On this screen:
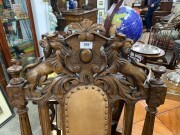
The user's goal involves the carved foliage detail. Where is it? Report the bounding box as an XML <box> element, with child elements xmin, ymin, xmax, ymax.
<box><xmin>24</xmin><ymin>19</ymin><xmax>149</xmax><ymax>101</ymax></box>
<box><xmin>68</xmin><ymin>19</ymin><xmax>106</xmax><ymax>41</ymax></box>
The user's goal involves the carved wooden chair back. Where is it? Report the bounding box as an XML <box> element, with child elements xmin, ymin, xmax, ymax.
<box><xmin>6</xmin><ymin>19</ymin><xmax>167</xmax><ymax>135</ymax></box>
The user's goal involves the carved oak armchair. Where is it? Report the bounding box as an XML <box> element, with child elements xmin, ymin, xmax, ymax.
<box><xmin>6</xmin><ymin>19</ymin><xmax>167</xmax><ymax>135</ymax></box>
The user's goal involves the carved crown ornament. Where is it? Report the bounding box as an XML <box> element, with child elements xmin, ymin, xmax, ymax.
<box><xmin>8</xmin><ymin>19</ymin><xmax>151</xmax><ymax>103</ymax></box>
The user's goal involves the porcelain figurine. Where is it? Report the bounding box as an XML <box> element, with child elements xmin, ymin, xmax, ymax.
<box><xmin>48</xmin><ymin>6</ymin><xmax>57</xmax><ymax>33</ymax></box>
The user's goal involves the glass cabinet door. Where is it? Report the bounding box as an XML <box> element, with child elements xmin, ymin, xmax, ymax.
<box><xmin>0</xmin><ymin>0</ymin><xmax>39</xmax><ymax>67</ymax></box>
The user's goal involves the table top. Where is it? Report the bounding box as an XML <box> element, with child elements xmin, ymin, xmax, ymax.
<box><xmin>61</xmin><ymin>8</ymin><xmax>98</xmax><ymax>16</ymax></box>
<box><xmin>131</xmin><ymin>43</ymin><xmax>165</xmax><ymax>58</ymax></box>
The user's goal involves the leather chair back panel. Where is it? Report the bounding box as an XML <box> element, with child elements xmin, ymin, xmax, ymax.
<box><xmin>64</xmin><ymin>85</ymin><xmax>109</xmax><ymax>135</ymax></box>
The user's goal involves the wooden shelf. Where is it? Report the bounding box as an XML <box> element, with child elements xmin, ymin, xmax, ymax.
<box><xmin>2</xmin><ymin>17</ymin><xmax>30</xmax><ymax>23</ymax></box>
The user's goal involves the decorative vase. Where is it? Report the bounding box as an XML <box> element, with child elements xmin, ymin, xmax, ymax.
<box><xmin>69</xmin><ymin>0</ymin><xmax>75</xmax><ymax>9</ymax></box>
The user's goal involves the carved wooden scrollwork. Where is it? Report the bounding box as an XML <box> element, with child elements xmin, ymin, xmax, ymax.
<box><xmin>18</xmin><ymin>19</ymin><xmax>150</xmax><ymax>101</ymax></box>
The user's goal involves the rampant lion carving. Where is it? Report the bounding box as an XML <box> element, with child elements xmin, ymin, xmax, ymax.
<box><xmin>23</xmin><ymin>32</ymin><xmax>70</xmax><ymax>97</ymax></box>
<box><xmin>102</xmin><ymin>33</ymin><xmax>149</xmax><ymax>97</ymax></box>
<box><xmin>23</xmin><ymin>19</ymin><xmax>149</xmax><ymax>99</ymax></box>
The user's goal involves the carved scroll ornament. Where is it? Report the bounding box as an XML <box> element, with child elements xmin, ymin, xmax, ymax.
<box><xmin>20</xmin><ymin>19</ymin><xmax>149</xmax><ymax>103</ymax></box>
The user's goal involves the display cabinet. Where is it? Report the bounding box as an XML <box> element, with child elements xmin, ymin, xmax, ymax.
<box><xmin>0</xmin><ymin>45</ymin><xmax>9</xmax><ymax>91</ymax></box>
<box><xmin>0</xmin><ymin>0</ymin><xmax>39</xmax><ymax>67</ymax></box>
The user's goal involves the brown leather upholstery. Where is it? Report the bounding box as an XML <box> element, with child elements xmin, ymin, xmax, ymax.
<box><xmin>64</xmin><ymin>85</ymin><xmax>109</xmax><ymax>135</ymax></box>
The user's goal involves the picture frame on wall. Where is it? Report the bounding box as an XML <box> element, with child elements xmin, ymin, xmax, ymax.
<box><xmin>0</xmin><ymin>84</ymin><xmax>14</xmax><ymax>128</ymax></box>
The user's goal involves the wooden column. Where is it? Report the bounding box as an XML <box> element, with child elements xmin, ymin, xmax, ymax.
<box><xmin>17</xmin><ymin>105</ymin><xmax>32</xmax><ymax>135</ymax></box>
<box><xmin>122</xmin><ymin>102</ymin><xmax>135</xmax><ymax>135</ymax></box>
<box><xmin>142</xmin><ymin>60</ymin><xmax>167</xmax><ymax>135</ymax></box>
<box><xmin>111</xmin><ymin>100</ymin><xmax>125</xmax><ymax>135</ymax></box>
<box><xmin>6</xmin><ymin>59</ymin><xmax>32</xmax><ymax>135</ymax></box>
<box><xmin>38</xmin><ymin>100</ymin><xmax>51</xmax><ymax>135</ymax></box>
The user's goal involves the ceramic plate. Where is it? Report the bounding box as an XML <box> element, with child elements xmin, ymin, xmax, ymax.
<box><xmin>131</xmin><ymin>44</ymin><xmax>161</xmax><ymax>55</ymax></box>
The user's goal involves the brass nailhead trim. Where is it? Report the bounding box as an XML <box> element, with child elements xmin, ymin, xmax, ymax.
<box><xmin>66</xmin><ymin>123</ymin><xmax>69</xmax><ymax>128</ymax></box>
<box><xmin>66</xmin><ymin>128</ymin><xmax>69</xmax><ymax>133</ymax></box>
<box><xmin>67</xmin><ymin>94</ymin><xmax>71</xmax><ymax>98</ymax></box>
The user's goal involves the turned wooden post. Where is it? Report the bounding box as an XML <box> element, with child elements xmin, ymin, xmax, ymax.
<box><xmin>142</xmin><ymin>60</ymin><xmax>167</xmax><ymax>135</ymax></box>
<box><xmin>123</xmin><ymin>102</ymin><xmax>135</xmax><ymax>135</ymax></box>
<box><xmin>38</xmin><ymin>100</ymin><xmax>51</xmax><ymax>135</ymax></box>
<box><xmin>6</xmin><ymin>59</ymin><xmax>32</xmax><ymax>135</ymax></box>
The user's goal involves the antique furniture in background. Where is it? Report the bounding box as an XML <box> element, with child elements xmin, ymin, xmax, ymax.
<box><xmin>55</xmin><ymin>0</ymin><xmax>98</xmax><ymax>10</ymax></box>
<box><xmin>139</xmin><ymin>1</ymin><xmax>173</xmax><ymax>25</ymax></box>
<box><xmin>6</xmin><ymin>19</ymin><xmax>167</xmax><ymax>135</ymax></box>
<box><xmin>165</xmin><ymin>40</ymin><xmax>180</xmax><ymax>101</ymax></box>
<box><xmin>152</xmin><ymin>2</ymin><xmax>173</xmax><ymax>25</ymax></box>
<box><xmin>0</xmin><ymin>42</ymin><xmax>9</xmax><ymax>91</ymax></box>
<box><xmin>131</xmin><ymin>43</ymin><xmax>165</xmax><ymax>64</ymax></box>
<box><xmin>173</xmin><ymin>40</ymin><xmax>180</xmax><ymax>62</ymax></box>
<box><xmin>143</xmin><ymin>23</ymin><xmax>179</xmax><ymax>69</ymax></box>
<box><xmin>61</xmin><ymin>8</ymin><xmax>98</xmax><ymax>26</ymax></box>
<box><xmin>0</xmin><ymin>20</ymin><xmax>11</xmax><ymax>67</ymax></box>
<box><xmin>0</xmin><ymin>0</ymin><xmax>39</xmax><ymax>67</ymax></box>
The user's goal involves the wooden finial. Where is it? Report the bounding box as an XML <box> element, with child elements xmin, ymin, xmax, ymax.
<box><xmin>150</xmin><ymin>59</ymin><xmax>166</xmax><ymax>85</ymax></box>
<box><xmin>7</xmin><ymin>59</ymin><xmax>24</xmax><ymax>85</ymax></box>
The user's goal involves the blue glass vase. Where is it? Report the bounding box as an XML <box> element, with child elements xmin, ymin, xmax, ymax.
<box><xmin>69</xmin><ymin>0</ymin><xmax>75</xmax><ymax>9</ymax></box>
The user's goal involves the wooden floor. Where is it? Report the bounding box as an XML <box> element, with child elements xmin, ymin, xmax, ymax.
<box><xmin>117</xmin><ymin>99</ymin><xmax>180</xmax><ymax>135</ymax></box>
